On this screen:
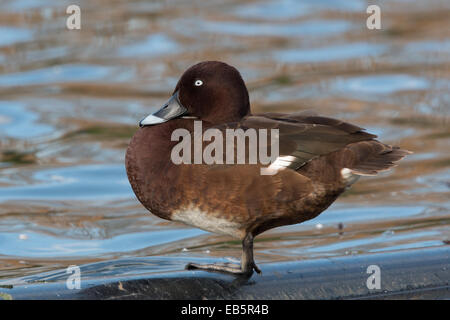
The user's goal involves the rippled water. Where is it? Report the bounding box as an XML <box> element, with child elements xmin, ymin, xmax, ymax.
<box><xmin>0</xmin><ymin>0</ymin><xmax>449</xmax><ymax>281</ymax></box>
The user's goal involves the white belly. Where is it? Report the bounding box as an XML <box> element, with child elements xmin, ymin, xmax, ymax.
<box><xmin>172</xmin><ymin>207</ymin><xmax>243</xmax><ymax>239</ymax></box>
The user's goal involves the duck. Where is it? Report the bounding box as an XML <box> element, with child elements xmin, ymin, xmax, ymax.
<box><xmin>125</xmin><ymin>61</ymin><xmax>411</xmax><ymax>276</ymax></box>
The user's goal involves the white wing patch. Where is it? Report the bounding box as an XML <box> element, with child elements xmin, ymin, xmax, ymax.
<box><xmin>260</xmin><ymin>155</ymin><xmax>298</xmax><ymax>175</ymax></box>
<box><xmin>341</xmin><ymin>168</ymin><xmax>359</xmax><ymax>186</ymax></box>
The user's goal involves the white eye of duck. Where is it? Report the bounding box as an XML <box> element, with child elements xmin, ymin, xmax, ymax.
<box><xmin>194</xmin><ymin>80</ymin><xmax>203</xmax><ymax>86</ymax></box>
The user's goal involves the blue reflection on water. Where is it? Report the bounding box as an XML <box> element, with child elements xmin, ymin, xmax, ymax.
<box><xmin>307</xmin><ymin>231</ymin><xmax>441</xmax><ymax>253</ymax></box>
<box><xmin>0</xmin><ymin>228</ymin><xmax>205</xmax><ymax>258</ymax></box>
<box><xmin>235</xmin><ymin>0</ymin><xmax>365</xmax><ymax>19</ymax></box>
<box><xmin>118</xmin><ymin>33</ymin><xmax>178</xmax><ymax>58</ymax></box>
<box><xmin>191</xmin><ymin>19</ymin><xmax>351</xmax><ymax>37</ymax></box>
<box><xmin>0</xmin><ymin>26</ymin><xmax>32</xmax><ymax>47</ymax></box>
<box><xmin>0</xmin><ymin>164</ymin><xmax>134</xmax><ymax>201</ymax></box>
<box><xmin>0</xmin><ymin>64</ymin><xmax>131</xmax><ymax>87</ymax></box>
<box><xmin>0</xmin><ymin>101</ymin><xmax>54</xmax><ymax>138</ymax></box>
<box><xmin>304</xmin><ymin>205</ymin><xmax>426</xmax><ymax>225</ymax></box>
<box><xmin>333</xmin><ymin>74</ymin><xmax>430</xmax><ymax>94</ymax></box>
<box><xmin>275</xmin><ymin>42</ymin><xmax>386</xmax><ymax>63</ymax></box>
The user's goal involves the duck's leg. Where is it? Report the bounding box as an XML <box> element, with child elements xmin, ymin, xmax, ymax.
<box><xmin>185</xmin><ymin>233</ymin><xmax>261</xmax><ymax>276</ymax></box>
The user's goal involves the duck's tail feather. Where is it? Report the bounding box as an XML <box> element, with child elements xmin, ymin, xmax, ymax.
<box><xmin>344</xmin><ymin>141</ymin><xmax>412</xmax><ymax>176</ymax></box>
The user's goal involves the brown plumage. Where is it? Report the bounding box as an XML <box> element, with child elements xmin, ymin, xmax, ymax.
<box><xmin>125</xmin><ymin>61</ymin><xmax>411</xmax><ymax>276</ymax></box>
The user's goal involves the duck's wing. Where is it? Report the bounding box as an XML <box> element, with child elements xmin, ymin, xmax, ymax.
<box><xmin>237</xmin><ymin>113</ymin><xmax>377</xmax><ymax>171</ymax></box>
<box><xmin>207</xmin><ymin>113</ymin><xmax>410</xmax><ymax>175</ymax></box>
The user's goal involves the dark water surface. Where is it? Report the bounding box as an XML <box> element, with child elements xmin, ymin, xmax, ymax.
<box><xmin>0</xmin><ymin>0</ymin><xmax>449</xmax><ymax>282</ymax></box>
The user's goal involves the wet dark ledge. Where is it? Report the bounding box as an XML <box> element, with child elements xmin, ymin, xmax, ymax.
<box><xmin>1</xmin><ymin>246</ymin><xmax>448</xmax><ymax>300</ymax></box>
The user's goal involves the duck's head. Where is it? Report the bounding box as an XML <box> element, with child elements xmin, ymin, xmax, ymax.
<box><xmin>140</xmin><ymin>61</ymin><xmax>250</xmax><ymax>127</ymax></box>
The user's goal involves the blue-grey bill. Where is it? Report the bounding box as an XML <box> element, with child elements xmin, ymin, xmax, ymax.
<box><xmin>139</xmin><ymin>91</ymin><xmax>187</xmax><ymax>127</ymax></box>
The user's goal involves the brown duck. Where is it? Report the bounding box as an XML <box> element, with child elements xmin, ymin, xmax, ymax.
<box><xmin>126</xmin><ymin>61</ymin><xmax>411</xmax><ymax>276</ymax></box>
